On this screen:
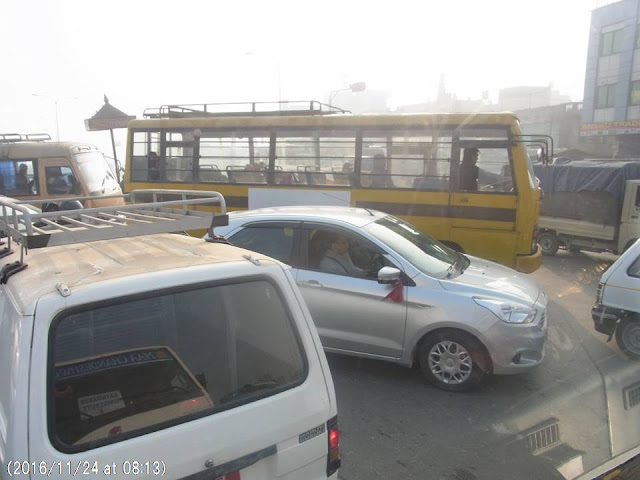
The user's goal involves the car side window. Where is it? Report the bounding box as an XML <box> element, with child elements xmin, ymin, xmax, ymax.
<box><xmin>229</xmin><ymin>225</ymin><xmax>296</xmax><ymax>265</ymax></box>
<box><xmin>305</xmin><ymin>227</ymin><xmax>392</xmax><ymax>279</ymax></box>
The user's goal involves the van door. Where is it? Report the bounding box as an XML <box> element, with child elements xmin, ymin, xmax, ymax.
<box><xmin>619</xmin><ymin>180</ymin><xmax>640</xmax><ymax>251</ymax></box>
<box><xmin>28</xmin><ymin>273</ymin><xmax>333</xmax><ymax>479</ymax></box>
<box><xmin>37</xmin><ymin>157</ymin><xmax>81</xmax><ymax>208</ymax></box>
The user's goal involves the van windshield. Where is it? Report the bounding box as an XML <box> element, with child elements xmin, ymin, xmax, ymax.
<box><xmin>74</xmin><ymin>152</ymin><xmax>119</xmax><ymax>195</ymax></box>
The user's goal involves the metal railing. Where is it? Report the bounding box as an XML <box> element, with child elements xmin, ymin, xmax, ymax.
<box><xmin>143</xmin><ymin>101</ymin><xmax>349</xmax><ymax>119</ymax></box>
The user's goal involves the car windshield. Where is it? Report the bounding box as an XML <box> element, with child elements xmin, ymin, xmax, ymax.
<box><xmin>366</xmin><ymin>216</ymin><xmax>460</xmax><ymax>279</ymax></box>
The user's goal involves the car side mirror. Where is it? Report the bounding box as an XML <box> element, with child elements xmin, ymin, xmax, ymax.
<box><xmin>378</xmin><ymin>266</ymin><xmax>401</xmax><ymax>284</ymax></box>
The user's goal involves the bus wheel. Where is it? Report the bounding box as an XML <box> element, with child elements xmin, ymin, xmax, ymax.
<box><xmin>615</xmin><ymin>317</ymin><xmax>640</xmax><ymax>359</ymax></box>
<box><xmin>538</xmin><ymin>232</ymin><xmax>558</xmax><ymax>256</ymax></box>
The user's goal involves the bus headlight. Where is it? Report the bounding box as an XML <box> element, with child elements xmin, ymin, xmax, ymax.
<box><xmin>473</xmin><ymin>298</ymin><xmax>537</xmax><ymax>324</ymax></box>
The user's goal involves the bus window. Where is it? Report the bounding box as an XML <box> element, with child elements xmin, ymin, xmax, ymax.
<box><xmin>274</xmin><ymin>131</ymin><xmax>356</xmax><ymax>186</ymax></box>
<box><xmin>199</xmin><ymin>132</ymin><xmax>267</xmax><ymax>184</ymax></box>
<box><xmin>458</xmin><ymin>147</ymin><xmax>514</xmax><ymax>193</ymax></box>
<box><xmin>130</xmin><ymin>131</ymin><xmax>161</xmax><ymax>182</ymax></box>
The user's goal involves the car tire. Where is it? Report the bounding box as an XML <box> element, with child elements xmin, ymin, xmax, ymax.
<box><xmin>615</xmin><ymin>317</ymin><xmax>640</xmax><ymax>360</ymax></box>
<box><xmin>538</xmin><ymin>232</ymin><xmax>559</xmax><ymax>256</ymax></box>
<box><xmin>418</xmin><ymin>330</ymin><xmax>490</xmax><ymax>392</ymax></box>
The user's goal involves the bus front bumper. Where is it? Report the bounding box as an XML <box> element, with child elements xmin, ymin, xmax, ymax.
<box><xmin>515</xmin><ymin>246</ymin><xmax>542</xmax><ymax>274</ymax></box>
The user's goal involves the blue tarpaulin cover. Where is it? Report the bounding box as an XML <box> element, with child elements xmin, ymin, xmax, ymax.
<box><xmin>532</xmin><ymin>160</ymin><xmax>640</xmax><ymax>204</ymax></box>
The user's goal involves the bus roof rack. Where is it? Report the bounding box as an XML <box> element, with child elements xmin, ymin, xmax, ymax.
<box><xmin>143</xmin><ymin>101</ymin><xmax>350</xmax><ymax>119</ymax></box>
<box><xmin>0</xmin><ymin>189</ymin><xmax>228</xmax><ymax>251</ymax></box>
<box><xmin>0</xmin><ymin>133</ymin><xmax>52</xmax><ymax>143</ymax></box>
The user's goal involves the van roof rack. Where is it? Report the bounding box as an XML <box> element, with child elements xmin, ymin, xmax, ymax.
<box><xmin>0</xmin><ymin>189</ymin><xmax>228</xmax><ymax>252</ymax></box>
<box><xmin>0</xmin><ymin>133</ymin><xmax>52</xmax><ymax>143</ymax></box>
<box><xmin>143</xmin><ymin>101</ymin><xmax>349</xmax><ymax>119</ymax></box>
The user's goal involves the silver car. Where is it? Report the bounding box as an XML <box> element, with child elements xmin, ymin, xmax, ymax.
<box><xmin>214</xmin><ymin>206</ymin><xmax>548</xmax><ymax>391</ymax></box>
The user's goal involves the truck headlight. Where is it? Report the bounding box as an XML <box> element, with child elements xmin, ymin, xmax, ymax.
<box><xmin>473</xmin><ymin>298</ymin><xmax>537</xmax><ymax>324</ymax></box>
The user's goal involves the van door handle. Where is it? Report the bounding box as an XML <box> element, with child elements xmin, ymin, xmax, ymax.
<box><xmin>299</xmin><ymin>280</ymin><xmax>323</xmax><ymax>288</ymax></box>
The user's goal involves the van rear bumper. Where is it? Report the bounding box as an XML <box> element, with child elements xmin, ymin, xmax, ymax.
<box><xmin>591</xmin><ymin>303</ymin><xmax>620</xmax><ymax>336</ymax></box>
<box><xmin>515</xmin><ymin>246</ymin><xmax>542</xmax><ymax>274</ymax></box>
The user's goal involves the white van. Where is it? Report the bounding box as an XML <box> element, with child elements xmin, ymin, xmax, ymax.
<box><xmin>0</xmin><ymin>190</ymin><xmax>340</xmax><ymax>480</ymax></box>
<box><xmin>592</xmin><ymin>239</ymin><xmax>640</xmax><ymax>358</ymax></box>
<box><xmin>0</xmin><ymin>133</ymin><xmax>123</xmax><ymax>211</ymax></box>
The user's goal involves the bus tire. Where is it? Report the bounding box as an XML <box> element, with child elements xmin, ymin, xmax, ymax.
<box><xmin>539</xmin><ymin>232</ymin><xmax>559</xmax><ymax>256</ymax></box>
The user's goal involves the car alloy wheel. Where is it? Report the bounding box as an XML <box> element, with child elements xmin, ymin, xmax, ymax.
<box><xmin>428</xmin><ymin>340</ymin><xmax>473</xmax><ymax>385</ymax></box>
<box><xmin>418</xmin><ymin>329</ymin><xmax>489</xmax><ymax>392</ymax></box>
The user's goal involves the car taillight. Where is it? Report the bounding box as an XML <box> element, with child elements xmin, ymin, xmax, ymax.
<box><xmin>327</xmin><ymin>416</ymin><xmax>341</xmax><ymax>477</ymax></box>
<box><xmin>596</xmin><ymin>282</ymin><xmax>604</xmax><ymax>303</ymax></box>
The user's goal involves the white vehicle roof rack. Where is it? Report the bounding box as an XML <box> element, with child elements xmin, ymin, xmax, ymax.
<box><xmin>0</xmin><ymin>133</ymin><xmax>52</xmax><ymax>143</ymax></box>
<box><xmin>0</xmin><ymin>189</ymin><xmax>228</xmax><ymax>252</ymax></box>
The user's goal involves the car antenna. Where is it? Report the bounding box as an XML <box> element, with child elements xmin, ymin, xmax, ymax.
<box><xmin>363</xmin><ymin>207</ymin><xmax>375</xmax><ymax>216</ymax></box>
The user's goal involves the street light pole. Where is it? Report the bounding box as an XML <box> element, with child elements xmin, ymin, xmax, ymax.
<box><xmin>32</xmin><ymin>93</ymin><xmax>78</xmax><ymax>141</ymax></box>
<box><xmin>329</xmin><ymin>82</ymin><xmax>367</xmax><ymax>107</ymax></box>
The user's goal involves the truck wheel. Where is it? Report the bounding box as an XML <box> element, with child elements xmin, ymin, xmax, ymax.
<box><xmin>615</xmin><ymin>317</ymin><xmax>640</xmax><ymax>359</ymax></box>
<box><xmin>538</xmin><ymin>232</ymin><xmax>559</xmax><ymax>256</ymax></box>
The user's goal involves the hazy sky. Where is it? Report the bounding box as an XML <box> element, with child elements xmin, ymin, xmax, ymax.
<box><xmin>1</xmin><ymin>0</ymin><xmax>596</xmax><ymax>161</ymax></box>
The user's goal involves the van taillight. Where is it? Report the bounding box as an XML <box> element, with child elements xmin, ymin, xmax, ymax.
<box><xmin>327</xmin><ymin>416</ymin><xmax>341</xmax><ymax>477</ymax></box>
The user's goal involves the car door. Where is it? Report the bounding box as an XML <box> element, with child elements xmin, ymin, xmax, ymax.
<box><xmin>296</xmin><ymin>223</ymin><xmax>408</xmax><ymax>359</ymax></box>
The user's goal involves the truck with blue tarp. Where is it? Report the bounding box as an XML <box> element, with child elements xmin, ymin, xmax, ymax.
<box><xmin>532</xmin><ymin>160</ymin><xmax>640</xmax><ymax>255</ymax></box>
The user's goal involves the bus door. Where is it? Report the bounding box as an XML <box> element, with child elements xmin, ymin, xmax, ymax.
<box><xmin>449</xmin><ymin>140</ymin><xmax>518</xmax><ymax>266</ymax></box>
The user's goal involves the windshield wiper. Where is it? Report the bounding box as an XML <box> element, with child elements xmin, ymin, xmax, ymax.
<box><xmin>220</xmin><ymin>381</ymin><xmax>279</xmax><ymax>403</ymax></box>
<box><xmin>446</xmin><ymin>259</ymin><xmax>459</xmax><ymax>279</ymax></box>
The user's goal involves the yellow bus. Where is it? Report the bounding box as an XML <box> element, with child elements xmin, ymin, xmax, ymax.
<box><xmin>125</xmin><ymin>101</ymin><xmax>545</xmax><ymax>272</ymax></box>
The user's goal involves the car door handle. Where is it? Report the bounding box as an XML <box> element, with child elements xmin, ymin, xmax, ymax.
<box><xmin>299</xmin><ymin>280</ymin><xmax>323</xmax><ymax>288</ymax></box>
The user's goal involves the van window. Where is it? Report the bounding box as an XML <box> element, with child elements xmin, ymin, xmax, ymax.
<box><xmin>45</xmin><ymin>166</ymin><xmax>75</xmax><ymax>195</ymax></box>
<box><xmin>50</xmin><ymin>279</ymin><xmax>307</xmax><ymax>451</ymax></box>
<box><xmin>0</xmin><ymin>159</ymin><xmax>39</xmax><ymax>196</ymax></box>
<box><xmin>629</xmin><ymin>254</ymin><xmax>640</xmax><ymax>278</ymax></box>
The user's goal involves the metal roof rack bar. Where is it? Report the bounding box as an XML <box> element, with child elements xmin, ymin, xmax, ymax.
<box><xmin>0</xmin><ymin>189</ymin><xmax>228</xmax><ymax>249</ymax></box>
<box><xmin>0</xmin><ymin>133</ymin><xmax>51</xmax><ymax>143</ymax></box>
<box><xmin>143</xmin><ymin>100</ymin><xmax>350</xmax><ymax>119</ymax></box>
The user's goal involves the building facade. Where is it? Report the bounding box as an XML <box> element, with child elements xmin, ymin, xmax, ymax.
<box><xmin>581</xmin><ymin>0</ymin><xmax>640</xmax><ymax>156</ymax></box>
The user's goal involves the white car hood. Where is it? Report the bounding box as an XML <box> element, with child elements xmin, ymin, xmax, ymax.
<box><xmin>439</xmin><ymin>256</ymin><xmax>541</xmax><ymax>306</ymax></box>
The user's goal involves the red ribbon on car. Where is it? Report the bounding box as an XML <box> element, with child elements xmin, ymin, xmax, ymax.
<box><xmin>384</xmin><ymin>279</ymin><xmax>404</xmax><ymax>303</ymax></box>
